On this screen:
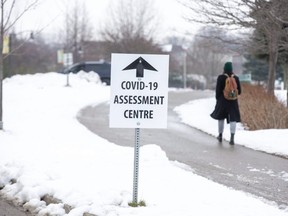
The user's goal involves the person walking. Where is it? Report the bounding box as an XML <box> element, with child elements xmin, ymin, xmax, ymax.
<box><xmin>210</xmin><ymin>62</ymin><xmax>241</xmax><ymax>145</ymax></box>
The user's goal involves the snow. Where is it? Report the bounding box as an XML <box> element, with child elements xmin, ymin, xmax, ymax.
<box><xmin>174</xmin><ymin>91</ymin><xmax>288</xmax><ymax>158</ymax></box>
<box><xmin>0</xmin><ymin>72</ymin><xmax>287</xmax><ymax>216</ymax></box>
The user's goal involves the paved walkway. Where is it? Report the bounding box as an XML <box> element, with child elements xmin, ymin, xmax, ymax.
<box><xmin>78</xmin><ymin>90</ymin><xmax>288</xmax><ymax>209</ymax></box>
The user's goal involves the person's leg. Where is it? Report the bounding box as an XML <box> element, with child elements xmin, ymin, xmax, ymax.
<box><xmin>218</xmin><ymin>119</ymin><xmax>225</xmax><ymax>134</ymax></box>
<box><xmin>217</xmin><ymin>120</ymin><xmax>225</xmax><ymax>142</ymax></box>
<box><xmin>229</xmin><ymin>121</ymin><xmax>236</xmax><ymax>145</ymax></box>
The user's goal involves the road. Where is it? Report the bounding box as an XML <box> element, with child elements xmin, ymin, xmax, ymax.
<box><xmin>0</xmin><ymin>196</ymin><xmax>32</xmax><ymax>216</ymax></box>
<box><xmin>78</xmin><ymin>90</ymin><xmax>288</xmax><ymax>209</ymax></box>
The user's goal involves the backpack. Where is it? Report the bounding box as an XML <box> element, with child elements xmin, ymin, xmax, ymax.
<box><xmin>223</xmin><ymin>73</ymin><xmax>238</xmax><ymax>100</ymax></box>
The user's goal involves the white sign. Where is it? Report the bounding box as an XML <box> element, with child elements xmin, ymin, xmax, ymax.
<box><xmin>109</xmin><ymin>53</ymin><xmax>169</xmax><ymax>128</ymax></box>
<box><xmin>63</xmin><ymin>53</ymin><xmax>73</xmax><ymax>67</ymax></box>
<box><xmin>57</xmin><ymin>49</ymin><xmax>64</xmax><ymax>64</ymax></box>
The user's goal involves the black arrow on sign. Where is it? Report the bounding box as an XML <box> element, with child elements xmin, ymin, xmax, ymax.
<box><xmin>122</xmin><ymin>56</ymin><xmax>157</xmax><ymax>78</ymax></box>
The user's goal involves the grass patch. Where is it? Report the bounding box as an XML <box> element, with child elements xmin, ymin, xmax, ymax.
<box><xmin>239</xmin><ymin>84</ymin><xmax>288</xmax><ymax>130</ymax></box>
<box><xmin>128</xmin><ymin>200</ymin><xmax>146</xmax><ymax>207</ymax></box>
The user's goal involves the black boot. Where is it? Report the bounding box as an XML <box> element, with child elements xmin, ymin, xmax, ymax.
<box><xmin>229</xmin><ymin>133</ymin><xmax>235</xmax><ymax>145</ymax></box>
<box><xmin>217</xmin><ymin>133</ymin><xmax>222</xmax><ymax>142</ymax></box>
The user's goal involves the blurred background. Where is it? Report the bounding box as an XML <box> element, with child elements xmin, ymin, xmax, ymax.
<box><xmin>1</xmin><ymin>0</ymin><xmax>287</xmax><ymax>91</ymax></box>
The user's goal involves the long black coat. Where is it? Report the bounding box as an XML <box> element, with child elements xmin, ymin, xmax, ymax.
<box><xmin>210</xmin><ymin>73</ymin><xmax>241</xmax><ymax>123</ymax></box>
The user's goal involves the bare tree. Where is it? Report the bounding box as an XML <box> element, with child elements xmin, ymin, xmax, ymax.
<box><xmin>179</xmin><ymin>0</ymin><xmax>288</xmax><ymax>95</ymax></box>
<box><xmin>60</xmin><ymin>0</ymin><xmax>93</xmax><ymax>63</ymax></box>
<box><xmin>100</xmin><ymin>0</ymin><xmax>162</xmax><ymax>54</ymax></box>
<box><xmin>188</xmin><ymin>26</ymin><xmax>231</xmax><ymax>88</ymax></box>
<box><xmin>0</xmin><ymin>0</ymin><xmax>39</xmax><ymax>130</ymax></box>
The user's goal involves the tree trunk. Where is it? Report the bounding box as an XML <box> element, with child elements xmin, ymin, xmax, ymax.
<box><xmin>283</xmin><ymin>64</ymin><xmax>288</xmax><ymax>90</ymax></box>
<box><xmin>283</xmin><ymin>64</ymin><xmax>288</xmax><ymax>107</ymax></box>
<box><xmin>267</xmin><ymin>34</ymin><xmax>279</xmax><ymax>95</ymax></box>
<box><xmin>0</xmin><ymin>59</ymin><xmax>3</xmax><ymax>130</ymax></box>
<box><xmin>0</xmin><ymin>0</ymin><xmax>4</xmax><ymax>129</ymax></box>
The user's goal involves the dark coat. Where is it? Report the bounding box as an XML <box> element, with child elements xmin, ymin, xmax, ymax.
<box><xmin>210</xmin><ymin>73</ymin><xmax>241</xmax><ymax>123</ymax></box>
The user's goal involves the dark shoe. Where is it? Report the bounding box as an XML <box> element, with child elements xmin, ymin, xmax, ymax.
<box><xmin>229</xmin><ymin>134</ymin><xmax>235</xmax><ymax>145</ymax></box>
<box><xmin>217</xmin><ymin>133</ymin><xmax>222</xmax><ymax>142</ymax></box>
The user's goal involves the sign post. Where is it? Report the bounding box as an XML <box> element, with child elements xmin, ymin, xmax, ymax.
<box><xmin>109</xmin><ymin>53</ymin><xmax>169</xmax><ymax>204</ymax></box>
<box><xmin>63</xmin><ymin>53</ymin><xmax>73</xmax><ymax>86</ymax></box>
<box><xmin>133</xmin><ymin>127</ymin><xmax>140</xmax><ymax>203</ymax></box>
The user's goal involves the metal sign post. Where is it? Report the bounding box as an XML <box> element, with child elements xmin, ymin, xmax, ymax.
<box><xmin>63</xmin><ymin>53</ymin><xmax>73</xmax><ymax>86</ymax></box>
<box><xmin>109</xmin><ymin>53</ymin><xmax>169</xmax><ymax>205</ymax></box>
<box><xmin>133</xmin><ymin>128</ymin><xmax>140</xmax><ymax>204</ymax></box>
<box><xmin>66</xmin><ymin>73</ymin><xmax>70</xmax><ymax>87</ymax></box>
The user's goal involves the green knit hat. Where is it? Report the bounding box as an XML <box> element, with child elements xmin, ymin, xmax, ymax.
<box><xmin>224</xmin><ymin>62</ymin><xmax>233</xmax><ymax>73</ymax></box>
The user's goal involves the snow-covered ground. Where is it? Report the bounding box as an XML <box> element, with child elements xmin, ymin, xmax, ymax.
<box><xmin>0</xmin><ymin>72</ymin><xmax>287</xmax><ymax>216</ymax></box>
